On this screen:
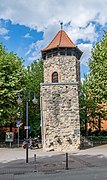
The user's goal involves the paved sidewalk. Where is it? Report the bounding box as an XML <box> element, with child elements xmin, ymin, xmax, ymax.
<box><xmin>0</xmin><ymin>145</ymin><xmax>107</xmax><ymax>179</ymax></box>
<box><xmin>0</xmin><ymin>147</ymin><xmax>63</xmax><ymax>163</ymax></box>
<box><xmin>1</xmin><ymin>144</ymin><xmax>107</xmax><ymax>163</ymax></box>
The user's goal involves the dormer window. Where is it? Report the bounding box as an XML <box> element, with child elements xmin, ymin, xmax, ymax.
<box><xmin>52</xmin><ymin>72</ymin><xmax>58</xmax><ymax>83</ymax></box>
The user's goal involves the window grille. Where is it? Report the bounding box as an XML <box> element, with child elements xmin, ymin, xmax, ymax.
<box><xmin>52</xmin><ymin>72</ymin><xmax>58</xmax><ymax>82</ymax></box>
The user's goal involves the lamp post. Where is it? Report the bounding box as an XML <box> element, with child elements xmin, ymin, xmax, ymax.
<box><xmin>17</xmin><ymin>112</ymin><xmax>22</xmax><ymax>148</ymax></box>
<box><xmin>17</xmin><ymin>90</ymin><xmax>37</xmax><ymax>163</ymax></box>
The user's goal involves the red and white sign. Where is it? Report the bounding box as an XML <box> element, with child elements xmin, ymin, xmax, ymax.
<box><xmin>24</xmin><ymin>126</ymin><xmax>28</xmax><ymax>130</ymax></box>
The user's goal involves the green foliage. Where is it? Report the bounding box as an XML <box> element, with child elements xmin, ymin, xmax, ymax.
<box><xmin>0</xmin><ymin>43</ymin><xmax>26</xmax><ymax>126</ymax></box>
<box><xmin>80</xmin><ymin>76</ymin><xmax>107</xmax><ymax>135</ymax></box>
<box><xmin>25</xmin><ymin>59</ymin><xmax>43</xmax><ymax>137</ymax></box>
<box><xmin>88</xmin><ymin>31</ymin><xmax>107</xmax><ymax>103</ymax></box>
<box><xmin>80</xmin><ymin>76</ymin><xmax>98</xmax><ymax>134</ymax></box>
<box><xmin>80</xmin><ymin>32</ymin><xmax>107</xmax><ymax>135</ymax></box>
<box><xmin>0</xmin><ymin>42</ymin><xmax>43</xmax><ymax>138</ymax></box>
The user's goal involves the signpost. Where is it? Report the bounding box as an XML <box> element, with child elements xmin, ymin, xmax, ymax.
<box><xmin>16</xmin><ymin>121</ymin><xmax>20</xmax><ymax>147</ymax></box>
<box><xmin>5</xmin><ymin>132</ymin><xmax>14</xmax><ymax>148</ymax></box>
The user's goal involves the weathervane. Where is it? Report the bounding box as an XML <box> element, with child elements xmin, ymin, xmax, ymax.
<box><xmin>60</xmin><ymin>22</ymin><xmax>63</xmax><ymax>30</ymax></box>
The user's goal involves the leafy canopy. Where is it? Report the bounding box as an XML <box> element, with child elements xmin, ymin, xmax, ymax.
<box><xmin>88</xmin><ymin>31</ymin><xmax>107</xmax><ymax>103</ymax></box>
<box><xmin>0</xmin><ymin>43</ymin><xmax>26</xmax><ymax>126</ymax></box>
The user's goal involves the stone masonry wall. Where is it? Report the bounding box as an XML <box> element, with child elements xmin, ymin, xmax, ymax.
<box><xmin>44</xmin><ymin>56</ymin><xmax>78</xmax><ymax>83</ymax></box>
<box><xmin>41</xmin><ymin>54</ymin><xmax>80</xmax><ymax>151</ymax></box>
<box><xmin>41</xmin><ymin>84</ymin><xmax>80</xmax><ymax>151</ymax></box>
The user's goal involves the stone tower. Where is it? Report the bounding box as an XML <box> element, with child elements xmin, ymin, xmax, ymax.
<box><xmin>40</xmin><ymin>29</ymin><xmax>82</xmax><ymax>151</ymax></box>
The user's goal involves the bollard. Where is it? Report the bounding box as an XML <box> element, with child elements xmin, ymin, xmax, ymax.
<box><xmin>10</xmin><ymin>142</ymin><xmax>12</xmax><ymax>148</ymax></box>
<box><xmin>66</xmin><ymin>152</ymin><xmax>69</xmax><ymax>170</ymax></box>
<box><xmin>34</xmin><ymin>154</ymin><xmax>37</xmax><ymax>172</ymax></box>
<box><xmin>34</xmin><ymin>154</ymin><xmax>36</xmax><ymax>162</ymax></box>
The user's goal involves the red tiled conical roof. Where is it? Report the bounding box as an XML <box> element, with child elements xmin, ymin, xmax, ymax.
<box><xmin>42</xmin><ymin>30</ymin><xmax>76</xmax><ymax>52</ymax></box>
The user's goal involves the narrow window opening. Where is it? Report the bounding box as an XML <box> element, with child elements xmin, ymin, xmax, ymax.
<box><xmin>52</xmin><ymin>72</ymin><xmax>58</xmax><ymax>83</ymax></box>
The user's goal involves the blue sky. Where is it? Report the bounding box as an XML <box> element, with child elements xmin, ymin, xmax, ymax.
<box><xmin>0</xmin><ymin>19</ymin><xmax>43</xmax><ymax>66</ymax></box>
<box><xmin>0</xmin><ymin>0</ymin><xmax>107</xmax><ymax>78</ymax></box>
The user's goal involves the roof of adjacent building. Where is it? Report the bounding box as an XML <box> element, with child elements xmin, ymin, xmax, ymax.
<box><xmin>42</xmin><ymin>30</ymin><xmax>76</xmax><ymax>52</ymax></box>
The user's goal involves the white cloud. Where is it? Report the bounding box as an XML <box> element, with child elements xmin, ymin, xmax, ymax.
<box><xmin>78</xmin><ymin>43</ymin><xmax>93</xmax><ymax>65</ymax></box>
<box><xmin>24</xmin><ymin>33</ymin><xmax>32</xmax><ymax>39</ymax></box>
<box><xmin>0</xmin><ymin>0</ymin><xmax>107</xmax><ymax>66</ymax></box>
<box><xmin>26</xmin><ymin>23</ymin><xmax>95</xmax><ymax>64</ymax></box>
<box><xmin>0</xmin><ymin>0</ymin><xmax>107</xmax><ymax>30</ymax></box>
<box><xmin>0</xmin><ymin>27</ymin><xmax>9</xmax><ymax>35</ymax></box>
<box><xmin>26</xmin><ymin>24</ymin><xmax>59</xmax><ymax>61</ymax></box>
<box><xmin>25</xmin><ymin>42</ymin><xmax>35</xmax><ymax>56</ymax></box>
<box><xmin>67</xmin><ymin>23</ymin><xmax>98</xmax><ymax>43</ymax></box>
<box><xmin>4</xmin><ymin>36</ymin><xmax>10</xmax><ymax>40</ymax></box>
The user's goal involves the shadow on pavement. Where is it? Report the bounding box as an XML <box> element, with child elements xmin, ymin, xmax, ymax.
<box><xmin>0</xmin><ymin>152</ymin><xmax>107</xmax><ymax>175</ymax></box>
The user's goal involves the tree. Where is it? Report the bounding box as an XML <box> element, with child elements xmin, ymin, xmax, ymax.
<box><xmin>80</xmin><ymin>31</ymin><xmax>107</xmax><ymax>135</ymax></box>
<box><xmin>80</xmin><ymin>76</ymin><xmax>107</xmax><ymax>136</ymax></box>
<box><xmin>25</xmin><ymin>59</ymin><xmax>43</xmax><ymax>137</ymax></box>
<box><xmin>84</xmin><ymin>31</ymin><xmax>107</xmax><ymax>135</ymax></box>
<box><xmin>88</xmin><ymin>31</ymin><xmax>107</xmax><ymax>103</ymax></box>
<box><xmin>79</xmin><ymin>77</ymin><xmax>88</xmax><ymax>135</ymax></box>
<box><xmin>80</xmin><ymin>76</ymin><xmax>98</xmax><ymax>135</ymax></box>
<box><xmin>0</xmin><ymin>43</ymin><xmax>26</xmax><ymax>128</ymax></box>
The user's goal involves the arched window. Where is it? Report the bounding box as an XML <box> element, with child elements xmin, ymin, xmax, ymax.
<box><xmin>52</xmin><ymin>72</ymin><xmax>58</xmax><ymax>83</ymax></box>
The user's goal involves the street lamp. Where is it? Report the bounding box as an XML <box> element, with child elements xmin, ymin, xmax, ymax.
<box><xmin>17</xmin><ymin>90</ymin><xmax>37</xmax><ymax>163</ymax></box>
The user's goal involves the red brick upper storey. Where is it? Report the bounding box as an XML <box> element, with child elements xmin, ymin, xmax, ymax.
<box><xmin>42</xmin><ymin>30</ymin><xmax>76</xmax><ymax>52</ymax></box>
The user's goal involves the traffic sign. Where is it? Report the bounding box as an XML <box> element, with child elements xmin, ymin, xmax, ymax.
<box><xmin>16</xmin><ymin>120</ymin><xmax>20</xmax><ymax>127</ymax></box>
<box><xmin>17</xmin><ymin>120</ymin><xmax>20</xmax><ymax>126</ymax></box>
<box><xmin>28</xmin><ymin>126</ymin><xmax>31</xmax><ymax>129</ymax></box>
<box><xmin>24</xmin><ymin>126</ymin><xmax>31</xmax><ymax>130</ymax></box>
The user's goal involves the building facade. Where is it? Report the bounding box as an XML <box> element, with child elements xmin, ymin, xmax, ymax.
<box><xmin>40</xmin><ymin>29</ymin><xmax>83</xmax><ymax>151</ymax></box>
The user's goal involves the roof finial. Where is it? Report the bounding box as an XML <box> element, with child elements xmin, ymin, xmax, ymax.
<box><xmin>60</xmin><ymin>22</ymin><xmax>63</xmax><ymax>30</ymax></box>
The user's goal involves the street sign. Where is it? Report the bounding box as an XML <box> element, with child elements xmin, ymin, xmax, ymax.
<box><xmin>16</xmin><ymin>120</ymin><xmax>20</xmax><ymax>127</ymax></box>
<box><xmin>28</xmin><ymin>126</ymin><xmax>31</xmax><ymax>129</ymax></box>
<box><xmin>5</xmin><ymin>132</ymin><xmax>14</xmax><ymax>142</ymax></box>
<box><xmin>24</xmin><ymin>126</ymin><xmax>28</xmax><ymax>130</ymax></box>
<box><xmin>24</xmin><ymin>126</ymin><xmax>31</xmax><ymax>130</ymax></box>
<box><xmin>17</xmin><ymin>121</ymin><xmax>20</xmax><ymax>126</ymax></box>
